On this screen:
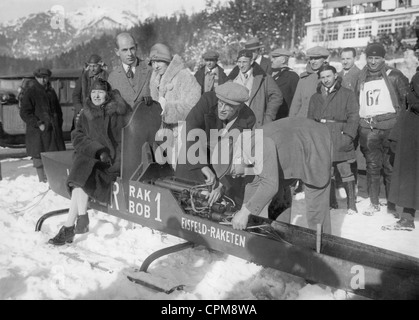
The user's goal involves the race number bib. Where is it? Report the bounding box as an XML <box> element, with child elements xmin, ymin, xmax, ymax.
<box><xmin>359</xmin><ymin>79</ymin><xmax>395</xmax><ymax>118</ymax></box>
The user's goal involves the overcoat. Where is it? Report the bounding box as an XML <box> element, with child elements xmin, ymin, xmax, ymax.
<box><xmin>67</xmin><ymin>90</ymin><xmax>131</xmax><ymax>203</ymax></box>
<box><xmin>20</xmin><ymin>80</ymin><xmax>66</xmax><ymax>158</ymax></box>
<box><xmin>308</xmin><ymin>79</ymin><xmax>360</xmax><ymax>162</ymax></box>
<box><xmin>388</xmin><ymin>77</ymin><xmax>419</xmax><ymax>210</ymax></box>
<box><xmin>228</xmin><ymin>63</ymin><xmax>282</xmax><ymax>128</ymax></box>
<box><xmin>272</xmin><ymin>67</ymin><xmax>299</xmax><ymax>119</ymax></box>
<box><xmin>194</xmin><ymin>65</ymin><xmax>228</xmax><ymax>95</ymax></box>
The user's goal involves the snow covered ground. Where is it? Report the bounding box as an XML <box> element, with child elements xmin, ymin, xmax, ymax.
<box><xmin>0</xmin><ymin>156</ymin><xmax>418</xmax><ymax>300</ymax></box>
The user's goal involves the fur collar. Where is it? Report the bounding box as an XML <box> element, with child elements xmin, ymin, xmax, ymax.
<box><xmin>83</xmin><ymin>90</ymin><xmax>131</xmax><ymax>120</ymax></box>
<box><xmin>159</xmin><ymin>55</ymin><xmax>186</xmax><ymax>91</ymax></box>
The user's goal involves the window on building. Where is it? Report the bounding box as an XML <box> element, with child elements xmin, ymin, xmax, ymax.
<box><xmin>313</xmin><ymin>29</ymin><xmax>324</xmax><ymax>42</ymax></box>
<box><xmin>343</xmin><ymin>26</ymin><xmax>356</xmax><ymax>39</ymax></box>
<box><xmin>395</xmin><ymin>19</ymin><xmax>410</xmax><ymax>30</ymax></box>
<box><xmin>359</xmin><ymin>24</ymin><xmax>372</xmax><ymax>38</ymax></box>
<box><xmin>378</xmin><ymin>20</ymin><xmax>393</xmax><ymax>35</ymax></box>
<box><xmin>326</xmin><ymin>25</ymin><xmax>339</xmax><ymax>41</ymax></box>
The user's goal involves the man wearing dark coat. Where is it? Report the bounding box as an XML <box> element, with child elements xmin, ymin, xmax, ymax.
<box><xmin>72</xmin><ymin>54</ymin><xmax>108</xmax><ymax>128</ymax></box>
<box><xmin>175</xmin><ymin>82</ymin><xmax>256</xmax><ymax>207</ymax></box>
<box><xmin>194</xmin><ymin>51</ymin><xmax>228</xmax><ymax>95</ymax></box>
<box><xmin>270</xmin><ymin>48</ymin><xmax>299</xmax><ymax>119</ymax></box>
<box><xmin>244</xmin><ymin>37</ymin><xmax>272</xmax><ymax>75</ymax></box>
<box><xmin>20</xmin><ymin>68</ymin><xmax>66</xmax><ymax>182</ymax></box>
<box><xmin>383</xmin><ymin>71</ymin><xmax>419</xmax><ymax>231</ymax></box>
<box><xmin>308</xmin><ymin>65</ymin><xmax>360</xmax><ymax>215</ymax></box>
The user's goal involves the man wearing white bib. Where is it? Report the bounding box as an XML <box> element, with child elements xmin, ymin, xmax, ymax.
<box><xmin>356</xmin><ymin>43</ymin><xmax>410</xmax><ymax>216</ymax></box>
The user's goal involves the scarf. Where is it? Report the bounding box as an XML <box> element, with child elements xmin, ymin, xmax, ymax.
<box><xmin>358</xmin><ymin>62</ymin><xmax>399</xmax><ymax>109</ymax></box>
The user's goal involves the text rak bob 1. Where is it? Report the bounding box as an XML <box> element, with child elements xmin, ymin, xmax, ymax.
<box><xmin>153</xmin><ymin>121</ymin><xmax>264</xmax><ymax>175</ymax></box>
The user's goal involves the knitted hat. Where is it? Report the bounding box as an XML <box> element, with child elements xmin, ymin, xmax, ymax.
<box><xmin>365</xmin><ymin>43</ymin><xmax>386</xmax><ymax>58</ymax></box>
<box><xmin>215</xmin><ymin>82</ymin><xmax>249</xmax><ymax>106</ymax></box>
<box><xmin>33</xmin><ymin>68</ymin><xmax>52</xmax><ymax>78</ymax></box>
<box><xmin>149</xmin><ymin>43</ymin><xmax>172</xmax><ymax>64</ymax></box>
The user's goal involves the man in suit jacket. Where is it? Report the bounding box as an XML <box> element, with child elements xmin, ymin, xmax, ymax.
<box><xmin>270</xmin><ymin>48</ymin><xmax>299</xmax><ymax>119</ymax></box>
<box><xmin>245</xmin><ymin>37</ymin><xmax>272</xmax><ymax>75</ymax></box>
<box><xmin>108</xmin><ymin>32</ymin><xmax>152</xmax><ymax>109</ymax></box>
<box><xmin>194</xmin><ymin>51</ymin><xmax>228</xmax><ymax>95</ymax></box>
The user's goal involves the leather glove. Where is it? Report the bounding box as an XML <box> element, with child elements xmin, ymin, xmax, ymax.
<box><xmin>99</xmin><ymin>152</ymin><xmax>112</xmax><ymax>165</ymax></box>
<box><xmin>142</xmin><ymin>96</ymin><xmax>153</xmax><ymax>106</ymax></box>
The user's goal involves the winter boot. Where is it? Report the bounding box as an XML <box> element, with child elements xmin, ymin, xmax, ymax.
<box><xmin>344</xmin><ymin>181</ymin><xmax>358</xmax><ymax>215</ymax></box>
<box><xmin>362</xmin><ymin>203</ymin><xmax>381</xmax><ymax>216</ymax></box>
<box><xmin>382</xmin><ymin>209</ymin><xmax>415</xmax><ymax>231</ymax></box>
<box><xmin>75</xmin><ymin>214</ymin><xmax>89</xmax><ymax>234</ymax></box>
<box><xmin>329</xmin><ymin>179</ymin><xmax>339</xmax><ymax>210</ymax></box>
<box><xmin>48</xmin><ymin>226</ymin><xmax>75</xmax><ymax>246</ymax></box>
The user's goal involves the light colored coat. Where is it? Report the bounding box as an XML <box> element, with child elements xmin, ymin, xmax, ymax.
<box><xmin>108</xmin><ymin>59</ymin><xmax>151</xmax><ymax>109</ymax></box>
<box><xmin>150</xmin><ymin>54</ymin><xmax>201</xmax><ymax>124</ymax></box>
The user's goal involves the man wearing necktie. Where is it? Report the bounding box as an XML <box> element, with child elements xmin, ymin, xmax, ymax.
<box><xmin>108</xmin><ymin>32</ymin><xmax>153</xmax><ymax>109</ymax></box>
<box><xmin>194</xmin><ymin>51</ymin><xmax>228</xmax><ymax>95</ymax></box>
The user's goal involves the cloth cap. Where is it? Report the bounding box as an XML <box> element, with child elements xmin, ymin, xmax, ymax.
<box><xmin>271</xmin><ymin>48</ymin><xmax>293</xmax><ymax>57</ymax></box>
<box><xmin>87</xmin><ymin>54</ymin><xmax>102</xmax><ymax>64</ymax></box>
<box><xmin>202</xmin><ymin>51</ymin><xmax>219</xmax><ymax>60</ymax></box>
<box><xmin>245</xmin><ymin>37</ymin><xmax>264</xmax><ymax>50</ymax></box>
<box><xmin>90</xmin><ymin>78</ymin><xmax>111</xmax><ymax>93</ymax></box>
<box><xmin>237</xmin><ymin>49</ymin><xmax>253</xmax><ymax>60</ymax></box>
<box><xmin>149</xmin><ymin>43</ymin><xmax>172</xmax><ymax>65</ymax></box>
<box><xmin>33</xmin><ymin>68</ymin><xmax>52</xmax><ymax>78</ymax></box>
<box><xmin>365</xmin><ymin>43</ymin><xmax>386</xmax><ymax>58</ymax></box>
<box><xmin>306</xmin><ymin>46</ymin><xmax>330</xmax><ymax>58</ymax></box>
<box><xmin>215</xmin><ymin>82</ymin><xmax>249</xmax><ymax>106</ymax></box>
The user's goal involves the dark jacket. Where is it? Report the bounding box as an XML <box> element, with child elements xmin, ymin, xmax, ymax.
<box><xmin>228</xmin><ymin>63</ymin><xmax>282</xmax><ymax>127</ymax></box>
<box><xmin>67</xmin><ymin>90</ymin><xmax>131</xmax><ymax>203</ymax></box>
<box><xmin>308</xmin><ymin>79</ymin><xmax>360</xmax><ymax>162</ymax></box>
<box><xmin>20</xmin><ymin>80</ymin><xmax>66</xmax><ymax>158</ymax></box>
<box><xmin>175</xmin><ymin>91</ymin><xmax>256</xmax><ymax>183</ymax></box>
<box><xmin>272</xmin><ymin>67</ymin><xmax>299</xmax><ymax>119</ymax></box>
<box><xmin>194</xmin><ymin>65</ymin><xmax>228</xmax><ymax>95</ymax></box>
<box><xmin>72</xmin><ymin>69</ymin><xmax>109</xmax><ymax>116</ymax></box>
<box><xmin>355</xmin><ymin>65</ymin><xmax>410</xmax><ymax>130</ymax></box>
<box><xmin>388</xmin><ymin>73</ymin><xmax>419</xmax><ymax>210</ymax></box>
<box><xmin>258</xmin><ymin>57</ymin><xmax>272</xmax><ymax>76</ymax></box>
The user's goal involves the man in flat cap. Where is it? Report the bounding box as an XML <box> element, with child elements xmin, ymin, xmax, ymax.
<box><xmin>289</xmin><ymin>45</ymin><xmax>330</xmax><ymax>118</ymax></box>
<box><xmin>108</xmin><ymin>32</ymin><xmax>152</xmax><ymax>110</ymax></box>
<box><xmin>228</xmin><ymin>49</ymin><xmax>282</xmax><ymax>128</ymax></box>
<box><xmin>355</xmin><ymin>42</ymin><xmax>410</xmax><ymax>217</ymax></box>
<box><xmin>175</xmin><ymin>82</ymin><xmax>256</xmax><ymax>206</ymax></box>
<box><xmin>72</xmin><ymin>54</ymin><xmax>109</xmax><ymax>128</ymax></box>
<box><xmin>244</xmin><ymin>37</ymin><xmax>272</xmax><ymax>75</ymax></box>
<box><xmin>20</xmin><ymin>68</ymin><xmax>66</xmax><ymax>182</ymax></box>
<box><xmin>270</xmin><ymin>48</ymin><xmax>299</xmax><ymax>119</ymax></box>
<box><xmin>194</xmin><ymin>51</ymin><xmax>228</xmax><ymax>95</ymax></box>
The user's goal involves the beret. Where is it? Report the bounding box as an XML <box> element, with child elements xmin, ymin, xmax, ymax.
<box><xmin>237</xmin><ymin>49</ymin><xmax>253</xmax><ymax>60</ymax></box>
<box><xmin>365</xmin><ymin>43</ymin><xmax>386</xmax><ymax>58</ymax></box>
<box><xmin>271</xmin><ymin>48</ymin><xmax>293</xmax><ymax>57</ymax></box>
<box><xmin>33</xmin><ymin>68</ymin><xmax>52</xmax><ymax>78</ymax></box>
<box><xmin>215</xmin><ymin>82</ymin><xmax>249</xmax><ymax>106</ymax></box>
<box><xmin>245</xmin><ymin>37</ymin><xmax>264</xmax><ymax>50</ymax></box>
<box><xmin>202</xmin><ymin>51</ymin><xmax>219</xmax><ymax>60</ymax></box>
<box><xmin>306</xmin><ymin>46</ymin><xmax>330</xmax><ymax>58</ymax></box>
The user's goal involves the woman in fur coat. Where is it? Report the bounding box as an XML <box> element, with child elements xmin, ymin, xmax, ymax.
<box><xmin>49</xmin><ymin>79</ymin><xmax>132</xmax><ymax>246</ymax></box>
<box><xmin>149</xmin><ymin>43</ymin><xmax>201</xmax><ymax>166</ymax></box>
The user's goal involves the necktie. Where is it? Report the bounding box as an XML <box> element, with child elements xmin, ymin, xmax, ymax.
<box><xmin>126</xmin><ymin>65</ymin><xmax>134</xmax><ymax>79</ymax></box>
